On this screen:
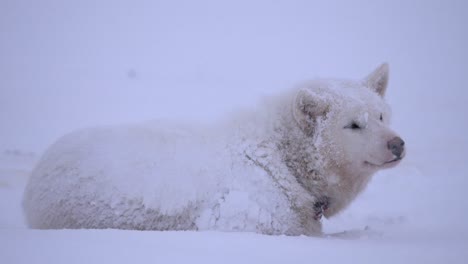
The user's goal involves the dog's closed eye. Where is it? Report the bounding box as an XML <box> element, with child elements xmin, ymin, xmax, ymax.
<box><xmin>344</xmin><ymin>122</ymin><xmax>362</xmax><ymax>130</ymax></box>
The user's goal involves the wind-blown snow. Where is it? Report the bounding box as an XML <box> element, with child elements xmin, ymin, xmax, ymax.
<box><xmin>1</xmin><ymin>0</ymin><xmax>468</xmax><ymax>263</ymax></box>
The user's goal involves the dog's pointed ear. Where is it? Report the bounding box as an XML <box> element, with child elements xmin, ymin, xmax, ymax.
<box><xmin>364</xmin><ymin>63</ymin><xmax>389</xmax><ymax>97</ymax></box>
<box><xmin>293</xmin><ymin>89</ymin><xmax>329</xmax><ymax>134</ymax></box>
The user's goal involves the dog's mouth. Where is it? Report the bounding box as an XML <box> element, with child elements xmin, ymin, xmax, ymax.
<box><xmin>365</xmin><ymin>157</ymin><xmax>402</xmax><ymax>168</ymax></box>
<box><xmin>386</xmin><ymin>157</ymin><xmax>403</xmax><ymax>164</ymax></box>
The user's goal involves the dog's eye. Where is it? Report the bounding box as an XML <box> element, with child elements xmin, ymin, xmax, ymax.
<box><xmin>380</xmin><ymin>114</ymin><xmax>383</xmax><ymax>122</ymax></box>
<box><xmin>344</xmin><ymin>122</ymin><xmax>361</xmax><ymax>130</ymax></box>
<box><xmin>350</xmin><ymin>123</ymin><xmax>361</xmax><ymax>129</ymax></box>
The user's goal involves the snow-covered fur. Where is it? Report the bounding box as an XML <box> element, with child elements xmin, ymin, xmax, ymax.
<box><xmin>23</xmin><ymin>64</ymin><xmax>405</xmax><ymax>236</ymax></box>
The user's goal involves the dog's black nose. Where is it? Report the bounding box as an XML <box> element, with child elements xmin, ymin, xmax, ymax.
<box><xmin>387</xmin><ymin>137</ymin><xmax>405</xmax><ymax>157</ymax></box>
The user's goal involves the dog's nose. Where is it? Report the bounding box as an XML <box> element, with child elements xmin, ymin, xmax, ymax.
<box><xmin>387</xmin><ymin>137</ymin><xmax>405</xmax><ymax>157</ymax></box>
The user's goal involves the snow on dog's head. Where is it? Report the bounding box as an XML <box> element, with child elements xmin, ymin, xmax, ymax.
<box><xmin>293</xmin><ymin>63</ymin><xmax>405</xmax><ymax>176</ymax></box>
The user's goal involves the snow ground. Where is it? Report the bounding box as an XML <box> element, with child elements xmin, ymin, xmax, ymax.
<box><xmin>1</xmin><ymin>0</ymin><xmax>468</xmax><ymax>263</ymax></box>
<box><xmin>1</xmin><ymin>230</ymin><xmax>466</xmax><ymax>264</ymax></box>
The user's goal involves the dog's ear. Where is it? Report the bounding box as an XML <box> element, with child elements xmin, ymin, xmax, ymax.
<box><xmin>364</xmin><ymin>63</ymin><xmax>389</xmax><ymax>97</ymax></box>
<box><xmin>293</xmin><ymin>89</ymin><xmax>329</xmax><ymax>135</ymax></box>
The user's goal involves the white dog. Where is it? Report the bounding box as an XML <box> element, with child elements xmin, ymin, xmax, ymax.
<box><xmin>23</xmin><ymin>63</ymin><xmax>405</xmax><ymax>236</ymax></box>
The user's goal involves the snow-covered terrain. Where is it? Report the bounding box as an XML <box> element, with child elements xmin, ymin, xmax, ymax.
<box><xmin>1</xmin><ymin>0</ymin><xmax>467</xmax><ymax>263</ymax></box>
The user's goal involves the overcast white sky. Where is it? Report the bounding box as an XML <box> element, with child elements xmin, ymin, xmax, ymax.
<box><xmin>0</xmin><ymin>0</ymin><xmax>467</xmax><ymax>153</ymax></box>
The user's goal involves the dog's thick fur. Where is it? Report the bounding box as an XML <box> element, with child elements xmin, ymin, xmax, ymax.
<box><xmin>23</xmin><ymin>64</ymin><xmax>404</xmax><ymax>236</ymax></box>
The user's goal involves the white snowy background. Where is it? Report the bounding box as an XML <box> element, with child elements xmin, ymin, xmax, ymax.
<box><xmin>1</xmin><ymin>0</ymin><xmax>467</xmax><ymax>263</ymax></box>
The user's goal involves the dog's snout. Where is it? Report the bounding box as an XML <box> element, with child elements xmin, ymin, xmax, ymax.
<box><xmin>387</xmin><ymin>137</ymin><xmax>405</xmax><ymax>157</ymax></box>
